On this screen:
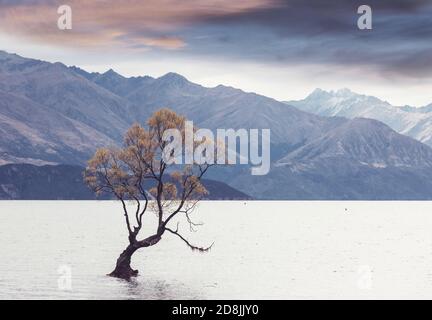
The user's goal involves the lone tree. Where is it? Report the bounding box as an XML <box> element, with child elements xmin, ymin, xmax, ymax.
<box><xmin>84</xmin><ymin>109</ymin><xmax>215</xmax><ymax>280</ymax></box>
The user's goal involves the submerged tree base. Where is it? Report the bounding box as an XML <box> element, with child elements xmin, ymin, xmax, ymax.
<box><xmin>108</xmin><ymin>244</ymin><xmax>140</xmax><ymax>280</ymax></box>
<box><xmin>108</xmin><ymin>266</ymin><xmax>139</xmax><ymax>280</ymax></box>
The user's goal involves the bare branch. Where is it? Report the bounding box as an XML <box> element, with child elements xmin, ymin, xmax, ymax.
<box><xmin>165</xmin><ymin>227</ymin><xmax>214</xmax><ymax>252</ymax></box>
<box><xmin>119</xmin><ymin>198</ymin><xmax>133</xmax><ymax>238</ymax></box>
<box><xmin>185</xmin><ymin>211</ymin><xmax>203</xmax><ymax>232</ymax></box>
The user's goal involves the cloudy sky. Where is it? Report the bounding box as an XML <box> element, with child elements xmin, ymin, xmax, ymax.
<box><xmin>1</xmin><ymin>0</ymin><xmax>432</xmax><ymax>106</ymax></box>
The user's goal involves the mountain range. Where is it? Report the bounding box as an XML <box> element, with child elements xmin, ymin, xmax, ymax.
<box><xmin>1</xmin><ymin>50</ymin><xmax>432</xmax><ymax>199</ymax></box>
<box><xmin>288</xmin><ymin>88</ymin><xmax>432</xmax><ymax>147</ymax></box>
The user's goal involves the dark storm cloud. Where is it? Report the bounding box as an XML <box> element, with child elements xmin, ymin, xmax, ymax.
<box><xmin>180</xmin><ymin>0</ymin><xmax>432</xmax><ymax>78</ymax></box>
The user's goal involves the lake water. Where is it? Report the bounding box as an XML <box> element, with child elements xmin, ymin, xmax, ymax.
<box><xmin>1</xmin><ymin>201</ymin><xmax>432</xmax><ymax>299</ymax></box>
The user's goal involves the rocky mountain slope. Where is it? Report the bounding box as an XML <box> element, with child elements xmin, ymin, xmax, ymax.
<box><xmin>224</xmin><ymin>118</ymin><xmax>432</xmax><ymax>199</ymax></box>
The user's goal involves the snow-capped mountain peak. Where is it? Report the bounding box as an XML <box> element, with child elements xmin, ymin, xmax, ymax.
<box><xmin>288</xmin><ymin>88</ymin><xmax>432</xmax><ymax>147</ymax></box>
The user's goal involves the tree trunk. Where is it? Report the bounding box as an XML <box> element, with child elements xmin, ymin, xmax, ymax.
<box><xmin>109</xmin><ymin>243</ymin><xmax>139</xmax><ymax>280</ymax></box>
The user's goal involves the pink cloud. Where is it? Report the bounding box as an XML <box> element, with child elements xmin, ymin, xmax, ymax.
<box><xmin>0</xmin><ymin>0</ymin><xmax>278</xmax><ymax>50</ymax></box>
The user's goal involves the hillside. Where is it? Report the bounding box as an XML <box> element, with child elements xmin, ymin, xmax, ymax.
<box><xmin>0</xmin><ymin>164</ymin><xmax>251</xmax><ymax>200</ymax></box>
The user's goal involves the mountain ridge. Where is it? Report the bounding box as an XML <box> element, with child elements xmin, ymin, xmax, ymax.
<box><xmin>2</xmin><ymin>50</ymin><xmax>432</xmax><ymax>199</ymax></box>
<box><xmin>288</xmin><ymin>88</ymin><xmax>432</xmax><ymax>147</ymax></box>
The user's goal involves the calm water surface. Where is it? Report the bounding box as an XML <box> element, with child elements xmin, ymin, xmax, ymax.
<box><xmin>1</xmin><ymin>201</ymin><xmax>432</xmax><ymax>299</ymax></box>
